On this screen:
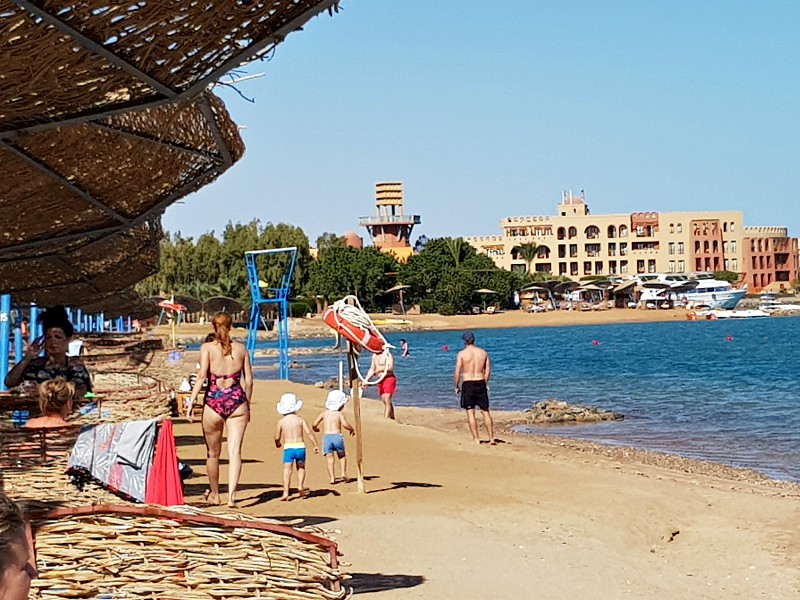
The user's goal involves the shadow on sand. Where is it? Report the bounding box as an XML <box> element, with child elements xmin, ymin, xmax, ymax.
<box><xmin>366</xmin><ymin>481</ymin><xmax>442</xmax><ymax>494</ymax></box>
<box><xmin>346</xmin><ymin>572</ymin><xmax>425</xmax><ymax>594</ymax></box>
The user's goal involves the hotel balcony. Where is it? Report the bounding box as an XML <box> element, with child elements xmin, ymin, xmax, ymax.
<box><xmin>359</xmin><ymin>215</ymin><xmax>421</xmax><ymax>226</ymax></box>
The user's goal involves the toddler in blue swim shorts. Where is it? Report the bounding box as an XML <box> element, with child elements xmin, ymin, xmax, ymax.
<box><xmin>313</xmin><ymin>389</ymin><xmax>355</xmax><ymax>484</ymax></box>
<box><xmin>275</xmin><ymin>393</ymin><xmax>319</xmax><ymax>501</ymax></box>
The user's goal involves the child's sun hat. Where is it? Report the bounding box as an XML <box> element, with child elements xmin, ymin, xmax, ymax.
<box><xmin>277</xmin><ymin>392</ymin><xmax>303</xmax><ymax>415</ymax></box>
<box><xmin>325</xmin><ymin>389</ymin><xmax>348</xmax><ymax>411</ymax></box>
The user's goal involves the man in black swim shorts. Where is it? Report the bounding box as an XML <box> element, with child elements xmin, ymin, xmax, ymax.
<box><xmin>453</xmin><ymin>331</ymin><xmax>495</xmax><ymax>444</ymax></box>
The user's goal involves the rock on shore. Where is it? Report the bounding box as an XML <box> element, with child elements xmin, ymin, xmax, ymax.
<box><xmin>515</xmin><ymin>399</ymin><xmax>623</xmax><ymax>424</ymax></box>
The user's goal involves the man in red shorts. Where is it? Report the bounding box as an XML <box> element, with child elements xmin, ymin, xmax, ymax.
<box><xmin>362</xmin><ymin>349</ymin><xmax>396</xmax><ymax>420</ymax></box>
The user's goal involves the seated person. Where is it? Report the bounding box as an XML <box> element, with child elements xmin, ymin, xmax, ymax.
<box><xmin>5</xmin><ymin>306</ymin><xmax>92</xmax><ymax>397</ymax></box>
<box><xmin>24</xmin><ymin>377</ymin><xmax>75</xmax><ymax>429</ymax></box>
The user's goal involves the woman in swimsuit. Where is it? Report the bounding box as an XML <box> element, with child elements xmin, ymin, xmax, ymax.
<box><xmin>188</xmin><ymin>312</ymin><xmax>253</xmax><ymax>507</ymax></box>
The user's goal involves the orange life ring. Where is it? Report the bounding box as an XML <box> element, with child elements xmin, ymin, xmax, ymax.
<box><xmin>323</xmin><ymin>305</ymin><xmax>386</xmax><ymax>354</ymax></box>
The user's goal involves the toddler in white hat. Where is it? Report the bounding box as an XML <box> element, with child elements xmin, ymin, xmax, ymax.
<box><xmin>312</xmin><ymin>390</ymin><xmax>355</xmax><ymax>484</ymax></box>
<box><xmin>274</xmin><ymin>393</ymin><xmax>319</xmax><ymax>500</ymax></box>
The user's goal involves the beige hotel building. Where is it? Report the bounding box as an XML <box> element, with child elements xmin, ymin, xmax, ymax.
<box><xmin>464</xmin><ymin>193</ymin><xmax>798</xmax><ymax>292</ymax></box>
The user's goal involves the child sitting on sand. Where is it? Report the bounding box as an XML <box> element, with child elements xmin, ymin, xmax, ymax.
<box><xmin>312</xmin><ymin>390</ymin><xmax>355</xmax><ymax>484</ymax></box>
<box><xmin>25</xmin><ymin>377</ymin><xmax>75</xmax><ymax>428</ymax></box>
<box><xmin>274</xmin><ymin>393</ymin><xmax>319</xmax><ymax>501</ymax></box>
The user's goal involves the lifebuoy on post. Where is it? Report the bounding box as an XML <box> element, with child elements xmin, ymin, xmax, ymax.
<box><xmin>322</xmin><ymin>296</ymin><xmax>390</xmax><ymax>356</ymax></box>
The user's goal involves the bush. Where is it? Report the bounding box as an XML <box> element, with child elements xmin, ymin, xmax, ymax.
<box><xmin>289</xmin><ymin>300</ymin><xmax>314</xmax><ymax>318</ymax></box>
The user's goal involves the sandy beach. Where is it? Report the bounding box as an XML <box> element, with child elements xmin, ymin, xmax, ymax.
<box><xmin>171</xmin><ymin>309</ymin><xmax>800</xmax><ymax>599</ymax></box>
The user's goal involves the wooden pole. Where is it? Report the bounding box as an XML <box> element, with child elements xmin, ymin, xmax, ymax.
<box><xmin>347</xmin><ymin>341</ymin><xmax>366</xmax><ymax>493</ymax></box>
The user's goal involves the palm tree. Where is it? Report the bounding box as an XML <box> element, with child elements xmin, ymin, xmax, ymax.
<box><xmin>445</xmin><ymin>237</ymin><xmax>466</xmax><ymax>268</ymax></box>
<box><xmin>513</xmin><ymin>242</ymin><xmax>539</xmax><ymax>275</ymax></box>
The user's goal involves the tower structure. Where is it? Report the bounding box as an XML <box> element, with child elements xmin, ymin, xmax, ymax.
<box><xmin>358</xmin><ymin>182</ymin><xmax>420</xmax><ymax>261</ymax></box>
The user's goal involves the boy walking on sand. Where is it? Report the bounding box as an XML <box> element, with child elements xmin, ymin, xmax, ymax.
<box><xmin>312</xmin><ymin>390</ymin><xmax>355</xmax><ymax>484</ymax></box>
<box><xmin>274</xmin><ymin>393</ymin><xmax>319</xmax><ymax>501</ymax></box>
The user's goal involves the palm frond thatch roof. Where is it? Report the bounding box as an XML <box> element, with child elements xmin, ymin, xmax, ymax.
<box><xmin>1</xmin><ymin>0</ymin><xmax>341</xmax><ymax>135</ymax></box>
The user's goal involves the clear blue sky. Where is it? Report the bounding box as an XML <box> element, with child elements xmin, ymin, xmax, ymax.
<box><xmin>162</xmin><ymin>0</ymin><xmax>800</xmax><ymax>245</ymax></box>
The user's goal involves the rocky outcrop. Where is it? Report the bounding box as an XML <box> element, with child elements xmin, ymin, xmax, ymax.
<box><xmin>513</xmin><ymin>399</ymin><xmax>623</xmax><ymax>425</ymax></box>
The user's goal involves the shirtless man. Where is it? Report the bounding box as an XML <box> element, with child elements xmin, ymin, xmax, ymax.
<box><xmin>362</xmin><ymin>350</ymin><xmax>396</xmax><ymax>420</ymax></box>
<box><xmin>453</xmin><ymin>331</ymin><xmax>495</xmax><ymax>444</ymax></box>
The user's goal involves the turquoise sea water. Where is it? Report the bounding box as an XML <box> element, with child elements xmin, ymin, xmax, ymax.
<box><xmin>253</xmin><ymin>316</ymin><xmax>800</xmax><ymax>482</ymax></box>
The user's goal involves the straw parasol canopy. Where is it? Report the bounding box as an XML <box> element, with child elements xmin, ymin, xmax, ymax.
<box><xmin>1</xmin><ymin>0</ymin><xmax>341</xmax><ymax>135</ymax></box>
<box><xmin>172</xmin><ymin>295</ymin><xmax>203</xmax><ymax>314</ymax></box>
<box><xmin>0</xmin><ymin>1</ymin><xmax>341</xmax><ymax>305</ymax></box>
<box><xmin>203</xmin><ymin>296</ymin><xmax>244</xmax><ymax>314</ymax></box>
<box><xmin>0</xmin><ymin>91</ymin><xmax>243</xmax><ymax>305</ymax></box>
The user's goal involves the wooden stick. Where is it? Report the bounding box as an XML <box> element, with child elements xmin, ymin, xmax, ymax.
<box><xmin>347</xmin><ymin>342</ymin><xmax>365</xmax><ymax>493</ymax></box>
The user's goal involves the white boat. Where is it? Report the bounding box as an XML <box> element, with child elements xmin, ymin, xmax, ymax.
<box><xmin>636</xmin><ymin>273</ymin><xmax>746</xmax><ymax>310</ymax></box>
<box><xmin>705</xmin><ymin>309</ymin><xmax>769</xmax><ymax>319</ymax></box>
<box><xmin>758</xmin><ymin>292</ymin><xmax>800</xmax><ymax>313</ymax></box>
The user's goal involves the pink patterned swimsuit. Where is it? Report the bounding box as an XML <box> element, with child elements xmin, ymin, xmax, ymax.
<box><xmin>205</xmin><ymin>372</ymin><xmax>247</xmax><ymax>419</ymax></box>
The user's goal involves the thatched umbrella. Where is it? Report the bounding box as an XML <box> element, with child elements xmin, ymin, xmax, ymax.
<box><xmin>0</xmin><ymin>92</ymin><xmax>243</xmax><ymax>305</ymax></box>
<box><xmin>1</xmin><ymin>1</ymin><xmax>341</xmax><ymax>134</ymax></box>
<box><xmin>203</xmin><ymin>296</ymin><xmax>245</xmax><ymax>315</ymax></box>
<box><xmin>0</xmin><ymin>0</ymin><xmax>341</xmax><ymax>304</ymax></box>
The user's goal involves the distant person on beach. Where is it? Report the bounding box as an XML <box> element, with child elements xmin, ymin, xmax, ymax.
<box><xmin>312</xmin><ymin>390</ymin><xmax>355</xmax><ymax>484</ymax></box>
<box><xmin>24</xmin><ymin>377</ymin><xmax>75</xmax><ymax>429</ymax></box>
<box><xmin>399</xmin><ymin>339</ymin><xmax>410</xmax><ymax>357</ymax></box>
<box><xmin>5</xmin><ymin>305</ymin><xmax>92</xmax><ymax>397</ymax></box>
<box><xmin>362</xmin><ymin>350</ymin><xmax>396</xmax><ymax>419</ymax></box>
<box><xmin>275</xmin><ymin>393</ymin><xmax>320</xmax><ymax>501</ymax></box>
<box><xmin>0</xmin><ymin>492</ymin><xmax>37</xmax><ymax>599</ymax></box>
<box><xmin>454</xmin><ymin>331</ymin><xmax>495</xmax><ymax>445</ymax></box>
<box><xmin>188</xmin><ymin>313</ymin><xmax>252</xmax><ymax>508</ymax></box>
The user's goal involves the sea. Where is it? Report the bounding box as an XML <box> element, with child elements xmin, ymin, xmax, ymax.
<box><xmin>250</xmin><ymin>316</ymin><xmax>800</xmax><ymax>483</ymax></box>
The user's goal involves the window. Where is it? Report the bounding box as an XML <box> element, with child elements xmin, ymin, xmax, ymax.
<box><xmin>569</xmin><ymin>244</ymin><xmax>577</xmax><ymax>258</ymax></box>
<box><xmin>731</xmin><ymin>240</ymin><xmax>736</xmax><ymax>253</ymax></box>
<box><xmin>607</xmin><ymin>225</ymin><xmax>617</xmax><ymax>238</ymax></box>
<box><xmin>608</xmin><ymin>242</ymin><xmax>616</xmax><ymax>257</ymax></box>
<box><xmin>723</xmin><ymin>222</ymin><xmax>728</xmax><ymax>232</ymax></box>
<box><xmin>620</xmin><ymin>260</ymin><xmax>628</xmax><ymax>273</ymax></box>
<box><xmin>678</xmin><ymin>260</ymin><xmax>685</xmax><ymax>272</ymax></box>
<box><xmin>677</xmin><ymin>242</ymin><xmax>684</xmax><ymax>254</ymax></box>
<box><xmin>669</xmin><ymin>223</ymin><xmax>674</xmax><ymax>233</ymax></box>
<box><xmin>647</xmin><ymin>259</ymin><xmax>656</xmax><ymax>273</ymax></box>
<box><xmin>668</xmin><ymin>242</ymin><xmax>675</xmax><ymax>255</ymax></box>
<box><xmin>669</xmin><ymin>260</ymin><xmax>676</xmax><ymax>272</ymax></box>
<box><xmin>730</xmin><ymin>222</ymin><xmax>735</xmax><ymax>232</ymax></box>
<box><xmin>676</xmin><ymin>223</ymin><xmax>683</xmax><ymax>233</ymax></box>
<box><xmin>619</xmin><ymin>225</ymin><xmax>628</xmax><ymax>237</ymax></box>
<box><xmin>620</xmin><ymin>242</ymin><xmax>628</xmax><ymax>256</ymax></box>
<box><xmin>723</xmin><ymin>241</ymin><xmax>728</xmax><ymax>253</ymax></box>
<box><xmin>724</xmin><ymin>259</ymin><xmax>729</xmax><ymax>270</ymax></box>
<box><xmin>732</xmin><ymin>259</ymin><xmax>737</xmax><ymax>271</ymax></box>
<box><xmin>636</xmin><ymin>259</ymin><xmax>645</xmax><ymax>273</ymax></box>
<box><xmin>568</xmin><ymin>226</ymin><xmax>577</xmax><ymax>239</ymax></box>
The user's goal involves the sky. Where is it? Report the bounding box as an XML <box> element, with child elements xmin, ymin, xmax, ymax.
<box><xmin>162</xmin><ymin>1</ymin><xmax>800</xmax><ymax>246</ymax></box>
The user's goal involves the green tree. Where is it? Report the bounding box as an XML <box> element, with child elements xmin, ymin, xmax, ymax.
<box><xmin>513</xmin><ymin>242</ymin><xmax>539</xmax><ymax>275</ymax></box>
<box><xmin>316</xmin><ymin>232</ymin><xmax>346</xmax><ymax>252</ymax></box>
<box><xmin>712</xmin><ymin>270</ymin><xmax>739</xmax><ymax>284</ymax></box>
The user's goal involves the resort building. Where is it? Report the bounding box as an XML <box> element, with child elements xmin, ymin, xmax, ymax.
<box><xmin>358</xmin><ymin>182</ymin><xmax>420</xmax><ymax>262</ymax></box>
<box><xmin>464</xmin><ymin>192</ymin><xmax>798</xmax><ymax>292</ymax></box>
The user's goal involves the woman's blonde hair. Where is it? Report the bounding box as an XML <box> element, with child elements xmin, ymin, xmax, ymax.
<box><xmin>38</xmin><ymin>377</ymin><xmax>75</xmax><ymax>417</ymax></box>
<box><xmin>0</xmin><ymin>493</ymin><xmax>24</xmax><ymax>576</ymax></box>
<box><xmin>212</xmin><ymin>312</ymin><xmax>233</xmax><ymax>357</ymax></box>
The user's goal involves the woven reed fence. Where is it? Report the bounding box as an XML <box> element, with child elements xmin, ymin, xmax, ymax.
<box><xmin>28</xmin><ymin>505</ymin><xmax>345</xmax><ymax>599</ymax></box>
<box><xmin>1</xmin><ymin>464</ymin><xmax>120</xmax><ymax>508</ymax></box>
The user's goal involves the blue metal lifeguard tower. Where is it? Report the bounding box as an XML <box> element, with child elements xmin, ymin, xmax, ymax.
<box><xmin>245</xmin><ymin>247</ymin><xmax>297</xmax><ymax>379</ymax></box>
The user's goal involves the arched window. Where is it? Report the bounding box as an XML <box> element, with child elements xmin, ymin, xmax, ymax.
<box><xmin>703</xmin><ymin>241</ymin><xmax>710</xmax><ymax>253</ymax></box>
<box><xmin>669</xmin><ymin>223</ymin><xmax>674</xmax><ymax>233</ymax></box>
<box><xmin>712</xmin><ymin>240</ymin><xmax>719</xmax><ymax>253</ymax></box>
<box><xmin>557</xmin><ymin>227</ymin><xmax>566</xmax><ymax>240</ymax></box>
<box><xmin>723</xmin><ymin>222</ymin><xmax>728</xmax><ymax>233</ymax></box>
<box><xmin>619</xmin><ymin>224</ymin><xmax>628</xmax><ymax>237</ymax></box>
<box><xmin>568</xmin><ymin>226</ymin><xmax>577</xmax><ymax>239</ymax></box>
<box><xmin>694</xmin><ymin>241</ymin><xmax>701</xmax><ymax>253</ymax></box>
<box><xmin>584</xmin><ymin>225</ymin><xmax>600</xmax><ymax>239</ymax></box>
<box><xmin>676</xmin><ymin>223</ymin><xmax>683</xmax><ymax>233</ymax></box>
<box><xmin>537</xmin><ymin>245</ymin><xmax>551</xmax><ymax>258</ymax></box>
<box><xmin>607</xmin><ymin>225</ymin><xmax>616</xmax><ymax>238</ymax></box>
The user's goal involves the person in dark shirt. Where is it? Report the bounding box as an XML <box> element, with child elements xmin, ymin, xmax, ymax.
<box><xmin>4</xmin><ymin>306</ymin><xmax>92</xmax><ymax>397</ymax></box>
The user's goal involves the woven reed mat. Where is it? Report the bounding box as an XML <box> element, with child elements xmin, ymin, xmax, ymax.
<box><xmin>3</xmin><ymin>464</ymin><xmax>120</xmax><ymax>508</ymax></box>
<box><xmin>28</xmin><ymin>505</ymin><xmax>346</xmax><ymax>599</ymax></box>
